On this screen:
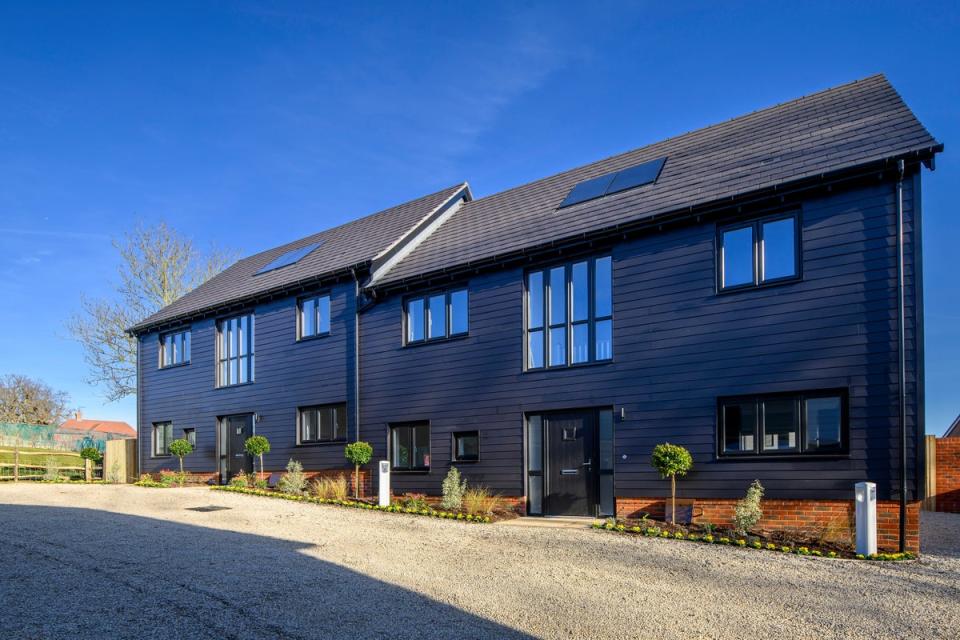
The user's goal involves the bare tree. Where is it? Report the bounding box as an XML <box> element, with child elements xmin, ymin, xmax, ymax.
<box><xmin>0</xmin><ymin>374</ymin><xmax>72</xmax><ymax>425</ymax></box>
<box><xmin>68</xmin><ymin>222</ymin><xmax>235</xmax><ymax>401</ymax></box>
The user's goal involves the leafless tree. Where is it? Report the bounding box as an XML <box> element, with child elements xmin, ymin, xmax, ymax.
<box><xmin>68</xmin><ymin>222</ymin><xmax>235</xmax><ymax>401</ymax></box>
<box><xmin>0</xmin><ymin>374</ymin><xmax>72</xmax><ymax>425</ymax></box>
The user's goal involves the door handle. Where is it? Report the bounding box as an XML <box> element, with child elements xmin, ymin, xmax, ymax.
<box><xmin>582</xmin><ymin>458</ymin><xmax>593</xmax><ymax>468</ymax></box>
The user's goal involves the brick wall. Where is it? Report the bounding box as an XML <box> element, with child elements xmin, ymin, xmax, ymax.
<box><xmin>617</xmin><ymin>497</ymin><xmax>920</xmax><ymax>553</ymax></box>
<box><xmin>932</xmin><ymin>438</ymin><xmax>960</xmax><ymax>512</ymax></box>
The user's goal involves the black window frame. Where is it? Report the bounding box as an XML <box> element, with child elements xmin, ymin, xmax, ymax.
<box><xmin>717</xmin><ymin>389</ymin><xmax>848</xmax><ymax>459</ymax></box>
<box><xmin>717</xmin><ymin>211</ymin><xmax>801</xmax><ymax>293</ymax></box>
<box><xmin>297</xmin><ymin>293</ymin><xmax>332</xmax><ymax>341</ymax></box>
<box><xmin>152</xmin><ymin>421</ymin><xmax>173</xmax><ymax>457</ymax></box>
<box><xmin>297</xmin><ymin>403</ymin><xmax>348</xmax><ymax>445</ymax></box>
<box><xmin>403</xmin><ymin>288</ymin><xmax>469</xmax><ymax>345</ymax></box>
<box><xmin>524</xmin><ymin>255</ymin><xmax>613</xmax><ymax>370</ymax></box>
<box><xmin>159</xmin><ymin>328</ymin><xmax>191</xmax><ymax>368</ymax></box>
<box><xmin>389</xmin><ymin>422</ymin><xmax>431</xmax><ymax>472</ymax></box>
<box><xmin>216</xmin><ymin>312</ymin><xmax>255</xmax><ymax>388</ymax></box>
<box><xmin>451</xmin><ymin>430</ymin><xmax>480</xmax><ymax>463</ymax></box>
<box><xmin>183</xmin><ymin>427</ymin><xmax>196</xmax><ymax>447</ymax></box>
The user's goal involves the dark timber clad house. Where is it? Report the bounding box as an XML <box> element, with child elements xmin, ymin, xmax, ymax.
<box><xmin>130</xmin><ymin>75</ymin><xmax>942</xmax><ymax>552</ymax></box>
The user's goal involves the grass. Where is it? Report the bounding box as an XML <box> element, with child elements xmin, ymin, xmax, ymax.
<box><xmin>0</xmin><ymin>447</ymin><xmax>83</xmax><ymax>468</ymax></box>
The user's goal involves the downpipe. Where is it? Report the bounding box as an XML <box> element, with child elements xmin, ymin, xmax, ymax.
<box><xmin>896</xmin><ymin>159</ymin><xmax>908</xmax><ymax>553</ymax></box>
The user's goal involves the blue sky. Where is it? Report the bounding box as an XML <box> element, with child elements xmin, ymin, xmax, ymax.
<box><xmin>0</xmin><ymin>2</ymin><xmax>957</xmax><ymax>433</ymax></box>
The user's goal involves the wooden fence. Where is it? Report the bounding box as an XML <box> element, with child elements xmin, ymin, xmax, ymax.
<box><xmin>103</xmin><ymin>438</ymin><xmax>138</xmax><ymax>483</ymax></box>
<box><xmin>0</xmin><ymin>445</ymin><xmax>102</xmax><ymax>482</ymax></box>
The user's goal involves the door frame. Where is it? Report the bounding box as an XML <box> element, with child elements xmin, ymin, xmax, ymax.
<box><xmin>525</xmin><ymin>407</ymin><xmax>611</xmax><ymax>518</ymax></box>
<box><xmin>217</xmin><ymin>413</ymin><xmax>256</xmax><ymax>484</ymax></box>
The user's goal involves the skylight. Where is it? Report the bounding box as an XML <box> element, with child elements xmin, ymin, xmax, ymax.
<box><xmin>558</xmin><ymin>157</ymin><xmax>667</xmax><ymax>208</ymax></box>
<box><xmin>255</xmin><ymin>242</ymin><xmax>322</xmax><ymax>275</ymax></box>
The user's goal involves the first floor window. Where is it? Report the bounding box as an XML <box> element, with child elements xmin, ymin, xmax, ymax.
<box><xmin>719</xmin><ymin>213</ymin><xmax>799</xmax><ymax>291</ymax></box>
<box><xmin>391</xmin><ymin>422</ymin><xmax>430</xmax><ymax>471</ymax></box>
<box><xmin>526</xmin><ymin>255</ymin><xmax>612</xmax><ymax>369</ymax></box>
<box><xmin>299</xmin><ymin>294</ymin><xmax>331</xmax><ymax>339</ymax></box>
<box><xmin>452</xmin><ymin>431</ymin><xmax>479</xmax><ymax>462</ymax></box>
<box><xmin>719</xmin><ymin>390</ymin><xmax>845</xmax><ymax>457</ymax></box>
<box><xmin>405</xmin><ymin>288</ymin><xmax>468</xmax><ymax>344</ymax></box>
<box><xmin>183</xmin><ymin>427</ymin><xmax>196</xmax><ymax>447</ymax></box>
<box><xmin>299</xmin><ymin>404</ymin><xmax>347</xmax><ymax>444</ymax></box>
<box><xmin>160</xmin><ymin>329</ymin><xmax>191</xmax><ymax>367</ymax></box>
<box><xmin>153</xmin><ymin>422</ymin><xmax>173</xmax><ymax>456</ymax></box>
<box><xmin>218</xmin><ymin>313</ymin><xmax>254</xmax><ymax>386</ymax></box>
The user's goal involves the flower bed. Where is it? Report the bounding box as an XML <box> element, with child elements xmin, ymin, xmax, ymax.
<box><xmin>211</xmin><ymin>485</ymin><xmax>494</xmax><ymax>523</ymax></box>
<box><xmin>591</xmin><ymin>520</ymin><xmax>916</xmax><ymax>561</ymax></box>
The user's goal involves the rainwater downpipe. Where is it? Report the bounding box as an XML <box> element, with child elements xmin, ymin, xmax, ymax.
<box><xmin>896</xmin><ymin>159</ymin><xmax>908</xmax><ymax>553</ymax></box>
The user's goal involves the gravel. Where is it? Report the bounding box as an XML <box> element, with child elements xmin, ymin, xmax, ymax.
<box><xmin>1</xmin><ymin>484</ymin><xmax>958</xmax><ymax>639</ymax></box>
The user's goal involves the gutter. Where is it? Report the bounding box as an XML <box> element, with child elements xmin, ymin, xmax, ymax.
<box><xmin>895</xmin><ymin>159</ymin><xmax>908</xmax><ymax>553</ymax></box>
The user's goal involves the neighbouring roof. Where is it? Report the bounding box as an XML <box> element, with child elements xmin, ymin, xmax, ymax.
<box><xmin>373</xmin><ymin>74</ymin><xmax>941</xmax><ymax>287</ymax></box>
<box><xmin>130</xmin><ymin>183</ymin><xmax>469</xmax><ymax>333</ymax></box>
<box><xmin>59</xmin><ymin>418</ymin><xmax>136</xmax><ymax>439</ymax></box>
<box><xmin>945</xmin><ymin>415</ymin><xmax>960</xmax><ymax>438</ymax></box>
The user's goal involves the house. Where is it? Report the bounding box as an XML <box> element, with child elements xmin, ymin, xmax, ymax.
<box><xmin>943</xmin><ymin>415</ymin><xmax>960</xmax><ymax>438</ymax></box>
<box><xmin>130</xmin><ymin>75</ymin><xmax>942</xmax><ymax>552</ymax></box>
<box><xmin>58</xmin><ymin>411</ymin><xmax>136</xmax><ymax>439</ymax></box>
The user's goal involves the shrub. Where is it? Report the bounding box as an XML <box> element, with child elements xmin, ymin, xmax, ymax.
<box><xmin>313</xmin><ymin>473</ymin><xmax>349</xmax><ymax>500</ymax></box>
<box><xmin>733</xmin><ymin>479</ymin><xmax>764</xmax><ymax>536</ymax></box>
<box><xmin>244</xmin><ymin>435</ymin><xmax>271</xmax><ymax>479</ymax></box>
<box><xmin>277</xmin><ymin>459</ymin><xmax>307</xmax><ymax>495</ymax></box>
<box><xmin>344</xmin><ymin>441</ymin><xmax>374</xmax><ymax>499</ymax></box>
<box><xmin>229</xmin><ymin>470</ymin><xmax>250</xmax><ymax>488</ymax></box>
<box><xmin>252</xmin><ymin>477</ymin><xmax>269</xmax><ymax>490</ymax></box>
<box><xmin>134</xmin><ymin>473</ymin><xmax>165</xmax><ymax>488</ymax></box>
<box><xmin>168</xmin><ymin>438</ymin><xmax>194</xmax><ymax>484</ymax></box>
<box><xmin>401</xmin><ymin>493</ymin><xmax>429</xmax><ymax>511</ymax></box>
<box><xmin>650</xmin><ymin>443</ymin><xmax>693</xmax><ymax>524</ymax></box>
<box><xmin>441</xmin><ymin>466</ymin><xmax>468</xmax><ymax>510</ymax></box>
<box><xmin>43</xmin><ymin>457</ymin><xmax>59</xmax><ymax>482</ymax></box>
<box><xmin>158</xmin><ymin>470</ymin><xmax>182</xmax><ymax>487</ymax></box>
<box><xmin>462</xmin><ymin>486</ymin><xmax>501</xmax><ymax>516</ymax></box>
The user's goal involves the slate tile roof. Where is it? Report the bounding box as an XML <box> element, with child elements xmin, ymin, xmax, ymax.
<box><xmin>374</xmin><ymin>74</ymin><xmax>940</xmax><ymax>286</ymax></box>
<box><xmin>131</xmin><ymin>183</ymin><xmax>467</xmax><ymax>332</ymax></box>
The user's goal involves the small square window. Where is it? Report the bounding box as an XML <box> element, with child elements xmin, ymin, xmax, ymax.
<box><xmin>452</xmin><ymin>431</ymin><xmax>479</xmax><ymax>462</ymax></box>
<box><xmin>183</xmin><ymin>428</ymin><xmax>196</xmax><ymax>447</ymax></box>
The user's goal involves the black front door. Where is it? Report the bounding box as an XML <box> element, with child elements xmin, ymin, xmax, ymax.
<box><xmin>544</xmin><ymin>411</ymin><xmax>597</xmax><ymax>516</ymax></box>
<box><xmin>224</xmin><ymin>414</ymin><xmax>254</xmax><ymax>481</ymax></box>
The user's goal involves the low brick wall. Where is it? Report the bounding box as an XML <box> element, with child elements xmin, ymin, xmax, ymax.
<box><xmin>617</xmin><ymin>497</ymin><xmax>920</xmax><ymax>553</ymax></box>
<box><xmin>933</xmin><ymin>438</ymin><xmax>960</xmax><ymax>513</ymax></box>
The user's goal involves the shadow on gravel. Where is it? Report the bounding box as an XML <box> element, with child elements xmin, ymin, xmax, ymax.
<box><xmin>0</xmin><ymin>504</ymin><xmax>535</xmax><ymax>640</ymax></box>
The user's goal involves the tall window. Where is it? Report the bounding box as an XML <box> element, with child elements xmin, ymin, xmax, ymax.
<box><xmin>390</xmin><ymin>423</ymin><xmax>430</xmax><ymax>471</ymax></box>
<box><xmin>218</xmin><ymin>314</ymin><xmax>254</xmax><ymax>387</ymax></box>
<box><xmin>152</xmin><ymin>422</ymin><xmax>173</xmax><ymax>456</ymax></box>
<box><xmin>183</xmin><ymin>427</ymin><xmax>196</xmax><ymax>447</ymax></box>
<box><xmin>299</xmin><ymin>294</ymin><xmax>331</xmax><ymax>339</ymax></box>
<box><xmin>405</xmin><ymin>289</ymin><xmax>468</xmax><ymax>344</ymax></box>
<box><xmin>719</xmin><ymin>213</ymin><xmax>799</xmax><ymax>290</ymax></box>
<box><xmin>299</xmin><ymin>404</ymin><xmax>347</xmax><ymax>444</ymax></box>
<box><xmin>160</xmin><ymin>329</ymin><xmax>190</xmax><ymax>367</ymax></box>
<box><xmin>526</xmin><ymin>256</ymin><xmax>612</xmax><ymax>369</ymax></box>
<box><xmin>719</xmin><ymin>390</ymin><xmax>846</xmax><ymax>457</ymax></box>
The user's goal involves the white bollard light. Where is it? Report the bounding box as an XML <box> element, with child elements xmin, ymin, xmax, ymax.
<box><xmin>855</xmin><ymin>481</ymin><xmax>877</xmax><ymax>556</ymax></box>
<box><xmin>378</xmin><ymin>460</ymin><xmax>391</xmax><ymax>507</ymax></box>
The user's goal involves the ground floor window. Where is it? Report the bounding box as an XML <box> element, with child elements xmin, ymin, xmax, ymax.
<box><xmin>719</xmin><ymin>390</ymin><xmax>846</xmax><ymax>457</ymax></box>
<box><xmin>152</xmin><ymin>422</ymin><xmax>172</xmax><ymax>457</ymax></box>
<box><xmin>183</xmin><ymin>427</ymin><xmax>196</xmax><ymax>447</ymax></box>
<box><xmin>391</xmin><ymin>422</ymin><xmax>430</xmax><ymax>471</ymax></box>
<box><xmin>299</xmin><ymin>404</ymin><xmax>347</xmax><ymax>444</ymax></box>
<box><xmin>452</xmin><ymin>431</ymin><xmax>479</xmax><ymax>462</ymax></box>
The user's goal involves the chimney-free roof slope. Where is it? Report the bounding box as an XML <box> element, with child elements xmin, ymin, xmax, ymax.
<box><xmin>374</xmin><ymin>74</ymin><xmax>940</xmax><ymax>287</ymax></box>
<box><xmin>131</xmin><ymin>183</ymin><xmax>468</xmax><ymax>333</ymax></box>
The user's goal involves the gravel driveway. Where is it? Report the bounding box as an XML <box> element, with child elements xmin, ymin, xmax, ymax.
<box><xmin>2</xmin><ymin>484</ymin><xmax>958</xmax><ymax>639</ymax></box>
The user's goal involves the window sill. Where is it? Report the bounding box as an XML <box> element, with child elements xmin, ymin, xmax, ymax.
<box><xmin>717</xmin><ymin>275</ymin><xmax>802</xmax><ymax>295</ymax></box>
<box><xmin>158</xmin><ymin>361</ymin><xmax>190</xmax><ymax>370</ymax></box>
<box><xmin>295</xmin><ymin>441</ymin><xmax>348</xmax><ymax>448</ymax></box>
<box><xmin>215</xmin><ymin>381</ymin><xmax>255</xmax><ymax>390</ymax></box>
<box><xmin>451</xmin><ymin>459</ymin><xmax>479</xmax><ymax>464</ymax></box>
<box><xmin>150</xmin><ymin>455</ymin><xmax>172</xmax><ymax>459</ymax></box>
<box><xmin>403</xmin><ymin>333</ymin><xmax>469</xmax><ymax>349</ymax></box>
<box><xmin>717</xmin><ymin>453</ymin><xmax>849</xmax><ymax>461</ymax></box>
<box><xmin>523</xmin><ymin>359</ymin><xmax>614</xmax><ymax>373</ymax></box>
<box><xmin>297</xmin><ymin>332</ymin><xmax>331</xmax><ymax>343</ymax></box>
<box><xmin>390</xmin><ymin>469</ymin><xmax>431</xmax><ymax>474</ymax></box>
